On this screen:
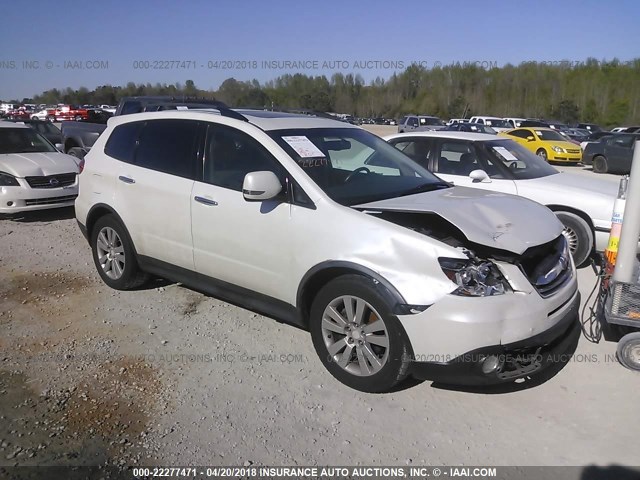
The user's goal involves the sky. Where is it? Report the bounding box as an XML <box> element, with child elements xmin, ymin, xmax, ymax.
<box><xmin>1</xmin><ymin>0</ymin><xmax>639</xmax><ymax>100</ymax></box>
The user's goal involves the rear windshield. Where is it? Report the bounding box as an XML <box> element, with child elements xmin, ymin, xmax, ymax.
<box><xmin>484</xmin><ymin>119</ymin><xmax>510</xmax><ymax>128</ymax></box>
<box><xmin>420</xmin><ymin>117</ymin><xmax>444</xmax><ymax>126</ymax></box>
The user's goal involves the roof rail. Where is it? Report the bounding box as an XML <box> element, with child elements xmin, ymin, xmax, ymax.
<box><xmin>118</xmin><ymin>95</ymin><xmax>248</xmax><ymax>122</ymax></box>
<box><xmin>240</xmin><ymin>106</ymin><xmax>345</xmax><ymax>122</ymax></box>
<box><xmin>219</xmin><ymin>108</ymin><xmax>248</xmax><ymax>122</ymax></box>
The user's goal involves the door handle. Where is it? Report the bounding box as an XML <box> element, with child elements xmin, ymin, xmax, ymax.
<box><xmin>194</xmin><ymin>196</ymin><xmax>218</xmax><ymax>206</ymax></box>
<box><xmin>118</xmin><ymin>176</ymin><xmax>135</xmax><ymax>184</ymax></box>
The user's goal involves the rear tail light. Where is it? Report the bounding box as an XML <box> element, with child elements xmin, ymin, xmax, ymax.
<box><xmin>78</xmin><ymin>158</ymin><xmax>85</xmax><ymax>174</ymax></box>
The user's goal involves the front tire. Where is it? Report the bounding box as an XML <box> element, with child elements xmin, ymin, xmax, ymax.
<box><xmin>309</xmin><ymin>275</ymin><xmax>411</xmax><ymax>392</ymax></box>
<box><xmin>536</xmin><ymin>148</ymin><xmax>548</xmax><ymax>161</ymax></box>
<box><xmin>90</xmin><ymin>215</ymin><xmax>148</xmax><ymax>290</ymax></box>
<box><xmin>592</xmin><ymin>155</ymin><xmax>609</xmax><ymax>174</ymax></box>
<box><xmin>554</xmin><ymin>211</ymin><xmax>593</xmax><ymax>267</ymax></box>
<box><xmin>617</xmin><ymin>332</ymin><xmax>640</xmax><ymax>371</ymax></box>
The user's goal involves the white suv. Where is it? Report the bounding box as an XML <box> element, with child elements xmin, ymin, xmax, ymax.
<box><xmin>469</xmin><ymin>116</ymin><xmax>512</xmax><ymax>132</ymax></box>
<box><xmin>76</xmin><ymin>109</ymin><xmax>580</xmax><ymax>392</ymax></box>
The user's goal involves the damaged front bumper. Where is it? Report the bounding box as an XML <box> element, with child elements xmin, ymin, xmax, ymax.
<box><xmin>409</xmin><ymin>291</ymin><xmax>581</xmax><ymax>385</ymax></box>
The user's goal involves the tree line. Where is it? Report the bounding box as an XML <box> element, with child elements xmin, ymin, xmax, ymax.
<box><xmin>13</xmin><ymin>58</ymin><xmax>640</xmax><ymax>127</ymax></box>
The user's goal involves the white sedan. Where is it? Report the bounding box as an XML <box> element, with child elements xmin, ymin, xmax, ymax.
<box><xmin>0</xmin><ymin>122</ymin><xmax>79</xmax><ymax>214</ymax></box>
<box><xmin>384</xmin><ymin>131</ymin><xmax>618</xmax><ymax>266</ymax></box>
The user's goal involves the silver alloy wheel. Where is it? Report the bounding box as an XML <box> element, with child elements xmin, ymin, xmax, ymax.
<box><xmin>562</xmin><ymin>227</ymin><xmax>579</xmax><ymax>254</ymax></box>
<box><xmin>96</xmin><ymin>226</ymin><xmax>126</xmax><ymax>280</ymax></box>
<box><xmin>321</xmin><ymin>295</ymin><xmax>389</xmax><ymax>376</ymax></box>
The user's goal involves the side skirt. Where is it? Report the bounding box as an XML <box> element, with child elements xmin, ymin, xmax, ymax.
<box><xmin>137</xmin><ymin>256</ymin><xmax>306</xmax><ymax>330</ymax></box>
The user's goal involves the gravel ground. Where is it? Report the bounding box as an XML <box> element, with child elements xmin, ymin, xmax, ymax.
<box><xmin>0</xmin><ymin>138</ymin><xmax>638</xmax><ymax>476</ymax></box>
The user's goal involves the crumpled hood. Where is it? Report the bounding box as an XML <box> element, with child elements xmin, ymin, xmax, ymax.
<box><xmin>0</xmin><ymin>152</ymin><xmax>79</xmax><ymax>177</ymax></box>
<box><xmin>355</xmin><ymin>186</ymin><xmax>563</xmax><ymax>255</ymax></box>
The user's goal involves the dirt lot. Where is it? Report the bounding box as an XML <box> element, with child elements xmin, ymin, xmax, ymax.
<box><xmin>0</xmin><ymin>141</ymin><xmax>638</xmax><ymax>475</ymax></box>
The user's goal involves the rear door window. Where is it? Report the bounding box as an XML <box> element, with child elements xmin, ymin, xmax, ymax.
<box><xmin>388</xmin><ymin>138</ymin><xmax>434</xmax><ymax>167</ymax></box>
<box><xmin>134</xmin><ymin>120</ymin><xmax>200</xmax><ymax>179</ymax></box>
<box><xmin>436</xmin><ymin>141</ymin><xmax>478</xmax><ymax>175</ymax></box>
<box><xmin>104</xmin><ymin>122</ymin><xmax>144</xmax><ymax>163</ymax></box>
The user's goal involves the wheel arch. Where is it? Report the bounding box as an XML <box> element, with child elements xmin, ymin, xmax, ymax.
<box><xmin>545</xmin><ymin>205</ymin><xmax>595</xmax><ymax>233</ymax></box>
<box><xmin>296</xmin><ymin>261</ymin><xmax>410</xmax><ymax>328</ymax></box>
<box><xmin>86</xmin><ymin>204</ymin><xmax>136</xmax><ymax>250</ymax></box>
<box><xmin>592</xmin><ymin>154</ymin><xmax>609</xmax><ymax>172</ymax></box>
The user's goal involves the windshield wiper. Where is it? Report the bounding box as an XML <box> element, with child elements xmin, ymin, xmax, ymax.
<box><xmin>399</xmin><ymin>182</ymin><xmax>451</xmax><ymax>197</ymax></box>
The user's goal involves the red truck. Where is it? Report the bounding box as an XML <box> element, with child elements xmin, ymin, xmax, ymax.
<box><xmin>53</xmin><ymin>105</ymin><xmax>89</xmax><ymax>121</ymax></box>
<box><xmin>6</xmin><ymin>106</ymin><xmax>38</xmax><ymax>120</ymax></box>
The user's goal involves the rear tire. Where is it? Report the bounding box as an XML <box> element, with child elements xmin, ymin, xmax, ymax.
<box><xmin>592</xmin><ymin>155</ymin><xmax>609</xmax><ymax>174</ymax></box>
<box><xmin>309</xmin><ymin>274</ymin><xmax>411</xmax><ymax>393</ymax></box>
<box><xmin>554</xmin><ymin>211</ymin><xmax>593</xmax><ymax>267</ymax></box>
<box><xmin>617</xmin><ymin>332</ymin><xmax>640</xmax><ymax>371</ymax></box>
<box><xmin>90</xmin><ymin>215</ymin><xmax>148</xmax><ymax>290</ymax></box>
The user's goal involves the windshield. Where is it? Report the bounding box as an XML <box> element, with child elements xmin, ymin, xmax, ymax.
<box><xmin>0</xmin><ymin>128</ymin><xmax>57</xmax><ymax>154</ymax></box>
<box><xmin>484</xmin><ymin>119</ymin><xmax>510</xmax><ymax>128</ymax></box>
<box><xmin>420</xmin><ymin>117</ymin><xmax>444</xmax><ymax>126</ymax></box>
<box><xmin>535</xmin><ymin>129</ymin><xmax>567</xmax><ymax>142</ymax></box>
<box><xmin>269</xmin><ymin>128</ymin><xmax>449</xmax><ymax>206</ymax></box>
<box><xmin>481</xmin><ymin>139</ymin><xmax>558</xmax><ymax>180</ymax></box>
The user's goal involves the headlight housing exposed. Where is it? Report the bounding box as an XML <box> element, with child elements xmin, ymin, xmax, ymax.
<box><xmin>0</xmin><ymin>172</ymin><xmax>19</xmax><ymax>187</ymax></box>
<box><xmin>439</xmin><ymin>257</ymin><xmax>510</xmax><ymax>296</ymax></box>
<box><xmin>552</xmin><ymin>145</ymin><xmax>564</xmax><ymax>153</ymax></box>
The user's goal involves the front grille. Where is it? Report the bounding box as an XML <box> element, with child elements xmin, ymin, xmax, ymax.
<box><xmin>25</xmin><ymin>173</ymin><xmax>76</xmax><ymax>189</ymax></box>
<box><xmin>25</xmin><ymin>194</ymin><xmax>77</xmax><ymax>206</ymax></box>
<box><xmin>518</xmin><ymin>235</ymin><xmax>572</xmax><ymax>298</ymax></box>
<box><xmin>566</xmin><ymin>149</ymin><xmax>581</xmax><ymax>154</ymax></box>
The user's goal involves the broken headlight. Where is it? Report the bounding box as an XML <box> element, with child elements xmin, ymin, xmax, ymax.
<box><xmin>439</xmin><ymin>257</ymin><xmax>510</xmax><ymax>296</ymax></box>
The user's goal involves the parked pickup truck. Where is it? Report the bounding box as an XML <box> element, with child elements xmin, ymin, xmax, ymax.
<box><xmin>60</xmin><ymin>96</ymin><xmax>229</xmax><ymax>159</ymax></box>
<box><xmin>60</xmin><ymin>109</ymin><xmax>113</xmax><ymax>159</ymax></box>
<box><xmin>54</xmin><ymin>105</ymin><xmax>90</xmax><ymax>122</ymax></box>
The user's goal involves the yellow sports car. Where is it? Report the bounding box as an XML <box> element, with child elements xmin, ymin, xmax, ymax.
<box><xmin>499</xmin><ymin>127</ymin><xmax>582</xmax><ymax>163</ymax></box>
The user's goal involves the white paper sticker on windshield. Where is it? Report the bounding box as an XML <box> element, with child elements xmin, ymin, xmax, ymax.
<box><xmin>176</xmin><ymin>106</ymin><xmax>189</xmax><ymax>110</ymax></box>
<box><xmin>535</xmin><ymin>131</ymin><xmax>543</xmax><ymax>136</ymax></box>
<box><xmin>282</xmin><ymin>136</ymin><xmax>326</xmax><ymax>158</ymax></box>
<box><xmin>493</xmin><ymin>146</ymin><xmax>518</xmax><ymax>161</ymax></box>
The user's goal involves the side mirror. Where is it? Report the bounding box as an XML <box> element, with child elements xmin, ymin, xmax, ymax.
<box><xmin>526</xmin><ymin>136</ymin><xmax>535</xmax><ymax>142</ymax></box>
<box><xmin>469</xmin><ymin>169</ymin><xmax>491</xmax><ymax>183</ymax></box>
<box><xmin>242</xmin><ymin>171</ymin><xmax>283</xmax><ymax>201</ymax></box>
<box><xmin>55</xmin><ymin>143</ymin><xmax>64</xmax><ymax>152</ymax></box>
